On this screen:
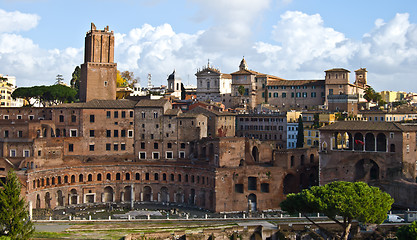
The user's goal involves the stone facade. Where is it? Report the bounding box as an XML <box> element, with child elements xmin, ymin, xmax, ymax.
<box><xmin>196</xmin><ymin>65</ymin><xmax>232</xmax><ymax>103</ymax></box>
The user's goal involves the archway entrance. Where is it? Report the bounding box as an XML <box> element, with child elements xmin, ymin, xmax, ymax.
<box><xmin>354</xmin><ymin>159</ymin><xmax>380</xmax><ymax>181</ymax></box>
<box><xmin>248</xmin><ymin>194</ymin><xmax>257</xmax><ymax>212</ymax></box>
<box><xmin>123</xmin><ymin>186</ymin><xmax>132</xmax><ymax>202</ymax></box>
<box><xmin>45</xmin><ymin>192</ymin><xmax>51</xmax><ymax>209</ymax></box>
<box><xmin>252</xmin><ymin>146</ymin><xmax>259</xmax><ymax>162</ymax></box>
<box><xmin>103</xmin><ymin>186</ymin><xmax>114</xmax><ymax>202</ymax></box>
<box><xmin>143</xmin><ymin>186</ymin><xmax>152</xmax><ymax>202</ymax></box>
<box><xmin>160</xmin><ymin>187</ymin><xmax>169</xmax><ymax>203</ymax></box>
<box><xmin>69</xmin><ymin>189</ymin><xmax>78</xmax><ymax>205</ymax></box>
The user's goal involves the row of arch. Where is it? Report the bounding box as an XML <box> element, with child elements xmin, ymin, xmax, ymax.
<box><xmin>34</xmin><ymin>185</ymin><xmax>214</xmax><ymax>210</ymax></box>
<box><xmin>290</xmin><ymin>154</ymin><xmax>316</xmax><ymax>167</ymax></box>
<box><xmin>331</xmin><ymin>132</ymin><xmax>394</xmax><ymax>152</ymax></box>
<box><xmin>31</xmin><ymin>171</ymin><xmax>213</xmax><ymax>190</ymax></box>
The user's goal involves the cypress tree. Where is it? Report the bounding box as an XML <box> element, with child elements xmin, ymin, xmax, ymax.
<box><xmin>296</xmin><ymin>115</ymin><xmax>304</xmax><ymax>148</ymax></box>
<box><xmin>0</xmin><ymin>170</ymin><xmax>34</xmax><ymax>239</ymax></box>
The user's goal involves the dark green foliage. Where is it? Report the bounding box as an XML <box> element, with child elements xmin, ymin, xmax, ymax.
<box><xmin>281</xmin><ymin>181</ymin><xmax>394</xmax><ymax>240</ymax></box>
<box><xmin>364</xmin><ymin>86</ymin><xmax>382</xmax><ymax>105</ymax></box>
<box><xmin>397</xmin><ymin>221</ymin><xmax>417</xmax><ymax>240</ymax></box>
<box><xmin>296</xmin><ymin>115</ymin><xmax>304</xmax><ymax>148</ymax></box>
<box><xmin>0</xmin><ymin>170</ymin><xmax>34</xmax><ymax>239</ymax></box>
<box><xmin>12</xmin><ymin>84</ymin><xmax>77</xmax><ymax>106</ymax></box>
<box><xmin>238</xmin><ymin>85</ymin><xmax>245</xmax><ymax>96</ymax></box>
<box><xmin>70</xmin><ymin>66</ymin><xmax>81</xmax><ymax>100</ymax></box>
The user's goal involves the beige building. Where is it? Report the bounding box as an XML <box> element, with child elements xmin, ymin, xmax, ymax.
<box><xmin>0</xmin><ymin>74</ymin><xmax>25</xmax><ymax>107</ymax></box>
<box><xmin>196</xmin><ymin>64</ymin><xmax>232</xmax><ymax>103</ymax></box>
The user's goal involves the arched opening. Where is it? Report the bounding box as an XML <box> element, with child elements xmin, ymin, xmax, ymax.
<box><xmin>125</xmin><ymin>173</ymin><xmax>130</xmax><ymax>180</ymax></box>
<box><xmin>175</xmin><ymin>188</ymin><xmax>183</xmax><ymax>203</ymax></box>
<box><xmin>354</xmin><ymin>133</ymin><xmax>364</xmax><ymax>151</ymax></box>
<box><xmin>248</xmin><ymin>194</ymin><xmax>257</xmax><ymax>212</ymax></box>
<box><xmin>310</xmin><ymin>154</ymin><xmax>314</xmax><ymax>163</ymax></box>
<box><xmin>88</xmin><ymin>174</ymin><xmax>92</xmax><ymax>182</ymax></box>
<box><xmin>390</xmin><ymin>144</ymin><xmax>396</xmax><ymax>152</ymax></box>
<box><xmin>71</xmin><ymin>175</ymin><xmax>75</xmax><ymax>183</ymax></box>
<box><xmin>79</xmin><ymin>174</ymin><xmax>83</xmax><ymax>182</ymax></box>
<box><xmin>135</xmin><ymin>173</ymin><xmax>140</xmax><ymax>180</ymax></box>
<box><xmin>57</xmin><ymin>190</ymin><xmax>64</xmax><ymax>207</ymax></box>
<box><xmin>252</xmin><ymin>146</ymin><xmax>259</xmax><ymax>162</ymax></box>
<box><xmin>143</xmin><ymin>186</ymin><xmax>152</xmax><ymax>202</ymax></box>
<box><xmin>36</xmin><ymin>194</ymin><xmax>41</xmax><ymax>208</ymax></box>
<box><xmin>116</xmin><ymin>173</ymin><xmax>121</xmax><ymax>180</ymax></box>
<box><xmin>365</xmin><ymin>133</ymin><xmax>375</xmax><ymax>151</ymax></box>
<box><xmin>283</xmin><ymin>174</ymin><xmax>298</xmax><ymax>194</ymax></box>
<box><xmin>45</xmin><ymin>192</ymin><xmax>51</xmax><ymax>209</ymax></box>
<box><xmin>123</xmin><ymin>186</ymin><xmax>131</xmax><ymax>202</ymax></box>
<box><xmin>200</xmin><ymin>190</ymin><xmax>206</xmax><ymax>207</ymax></box>
<box><xmin>354</xmin><ymin>159</ymin><xmax>380</xmax><ymax>181</ymax></box>
<box><xmin>103</xmin><ymin>186</ymin><xmax>114</xmax><ymax>202</ymax></box>
<box><xmin>106</xmin><ymin>173</ymin><xmax>111</xmax><ymax>180</ymax></box>
<box><xmin>300</xmin><ymin>155</ymin><xmax>305</xmax><ymax>165</ymax></box>
<box><xmin>376</xmin><ymin>133</ymin><xmax>387</xmax><ymax>152</ymax></box>
<box><xmin>97</xmin><ymin>173</ymin><xmax>102</xmax><ymax>181</ymax></box>
<box><xmin>56</xmin><ymin>128</ymin><xmax>60</xmax><ymax>137</ymax></box>
<box><xmin>239</xmin><ymin>159</ymin><xmax>245</xmax><ymax>166</ymax></box>
<box><xmin>160</xmin><ymin>187</ymin><xmax>169</xmax><ymax>202</ymax></box>
<box><xmin>190</xmin><ymin>189</ymin><xmax>195</xmax><ymax>205</ymax></box>
<box><xmin>69</xmin><ymin>189</ymin><xmax>78</xmax><ymax>205</ymax></box>
<box><xmin>209</xmin><ymin>143</ymin><xmax>214</xmax><ymax>160</ymax></box>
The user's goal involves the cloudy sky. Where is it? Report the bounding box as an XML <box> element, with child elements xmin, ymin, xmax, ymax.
<box><xmin>1</xmin><ymin>0</ymin><xmax>417</xmax><ymax>92</ymax></box>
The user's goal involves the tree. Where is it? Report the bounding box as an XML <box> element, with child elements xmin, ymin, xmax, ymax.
<box><xmin>296</xmin><ymin>115</ymin><xmax>304</xmax><ymax>148</ymax></box>
<box><xmin>397</xmin><ymin>221</ymin><xmax>417</xmax><ymax>240</ymax></box>
<box><xmin>120</xmin><ymin>70</ymin><xmax>138</xmax><ymax>88</ymax></box>
<box><xmin>12</xmin><ymin>85</ymin><xmax>77</xmax><ymax>106</ymax></box>
<box><xmin>70</xmin><ymin>66</ymin><xmax>81</xmax><ymax>100</ymax></box>
<box><xmin>280</xmin><ymin>181</ymin><xmax>394</xmax><ymax>240</ymax></box>
<box><xmin>181</xmin><ymin>83</ymin><xmax>186</xmax><ymax>100</ymax></box>
<box><xmin>238</xmin><ymin>85</ymin><xmax>245</xmax><ymax>96</ymax></box>
<box><xmin>0</xmin><ymin>170</ymin><xmax>34</xmax><ymax>239</ymax></box>
<box><xmin>116</xmin><ymin>70</ymin><xmax>127</xmax><ymax>88</ymax></box>
<box><xmin>364</xmin><ymin>86</ymin><xmax>383</xmax><ymax>105</ymax></box>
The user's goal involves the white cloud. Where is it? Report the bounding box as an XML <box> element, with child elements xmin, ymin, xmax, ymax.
<box><xmin>0</xmin><ymin>9</ymin><xmax>40</xmax><ymax>33</ymax></box>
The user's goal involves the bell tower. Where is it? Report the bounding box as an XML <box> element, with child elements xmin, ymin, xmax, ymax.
<box><xmin>79</xmin><ymin>23</ymin><xmax>117</xmax><ymax>102</ymax></box>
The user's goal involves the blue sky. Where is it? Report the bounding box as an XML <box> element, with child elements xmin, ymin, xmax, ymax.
<box><xmin>1</xmin><ymin>0</ymin><xmax>417</xmax><ymax>92</ymax></box>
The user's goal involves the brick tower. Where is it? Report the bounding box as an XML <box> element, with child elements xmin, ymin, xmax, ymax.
<box><xmin>79</xmin><ymin>23</ymin><xmax>117</xmax><ymax>102</ymax></box>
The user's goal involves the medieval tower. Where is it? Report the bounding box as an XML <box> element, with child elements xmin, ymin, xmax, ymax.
<box><xmin>79</xmin><ymin>23</ymin><xmax>117</xmax><ymax>102</ymax></box>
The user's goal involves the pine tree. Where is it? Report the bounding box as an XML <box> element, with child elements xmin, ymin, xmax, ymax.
<box><xmin>296</xmin><ymin>115</ymin><xmax>304</xmax><ymax>148</ymax></box>
<box><xmin>0</xmin><ymin>170</ymin><xmax>34</xmax><ymax>239</ymax></box>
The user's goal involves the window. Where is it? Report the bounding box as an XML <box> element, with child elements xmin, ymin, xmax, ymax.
<box><xmin>18</xmin><ymin>130</ymin><xmax>23</xmax><ymax>138</ymax></box>
<box><xmin>179</xmin><ymin>151</ymin><xmax>185</xmax><ymax>158</ymax></box>
<box><xmin>166</xmin><ymin>151</ymin><xmax>173</xmax><ymax>159</ymax></box>
<box><xmin>59</xmin><ymin>115</ymin><xmax>64</xmax><ymax>122</ymax></box>
<box><xmin>296</xmin><ymin>92</ymin><xmax>301</xmax><ymax>98</ymax></box>
<box><xmin>114</xmin><ymin>111</ymin><xmax>119</xmax><ymax>118</ymax></box>
<box><xmin>113</xmin><ymin>143</ymin><xmax>118</xmax><ymax>151</ymax></box>
<box><xmin>106</xmin><ymin>130</ymin><xmax>111</xmax><ymax>137</ymax></box>
<box><xmin>407</xmin><ymin>144</ymin><xmax>410</xmax><ymax>153</ymax></box>
<box><xmin>121</xmin><ymin>143</ymin><xmax>126</xmax><ymax>151</ymax></box>
<box><xmin>291</xmin><ymin>92</ymin><xmax>294</xmax><ymax>98</ymax></box>
<box><xmin>90</xmin><ymin>115</ymin><xmax>95</xmax><ymax>123</ymax></box>
<box><xmin>311</xmin><ymin>92</ymin><xmax>316</xmax><ymax>97</ymax></box>
<box><xmin>152</xmin><ymin>152</ymin><xmax>160</xmax><ymax>159</ymax></box>
<box><xmin>70</xmin><ymin>129</ymin><xmax>77</xmax><ymax>137</ymax></box>
<box><xmin>71</xmin><ymin>115</ymin><xmax>76</xmax><ymax>122</ymax></box>
<box><xmin>145</xmin><ymin>173</ymin><xmax>150</xmax><ymax>180</ymax></box>
<box><xmin>29</xmin><ymin>115</ymin><xmax>34</xmax><ymax>120</ymax></box>
<box><xmin>89</xmin><ymin>130</ymin><xmax>95</xmax><ymax>137</ymax></box>
<box><xmin>154</xmin><ymin>142</ymin><xmax>158</xmax><ymax>149</ymax></box>
<box><xmin>154</xmin><ymin>112</ymin><xmax>158</xmax><ymax>118</ymax></box>
<box><xmin>141</xmin><ymin>112</ymin><xmax>145</xmax><ymax>118</ymax></box>
<box><xmin>23</xmin><ymin>150</ymin><xmax>30</xmax><ymax>157</ymax></box>
<box><xmin>129</xmin><ymin>111</ymin><xmax>134</xmax><ymax>118</ymax></box>
<box><xmin>106</xmin><ymin>143</ymin><xmax>111</xmax><ymax>151</ymax></box>
<box><xmin>106</xmin><ymin>111</ymin><xmax>111</xmax><ymax>118</ymax></box>
<box><xmin>10</xmin><ymin>149</ymin><xmax>16</xmax><ymax>157</ymax></box>
<box><xmin>106</xmin><ymin>173</ymin><xmax>111</xmax><ymax>180</ymax></box>
<box><xmin>248</xmin><ymin>177</ymin><xmax>257</xmax><ymax>190</ymax></box>
<box><xmin>121</xmin><ymin>130</ymin><xmax>126</xmax><ymax>137</ymax></box>
<box><xmin>302</xmin><ymin>92</ymin><xmax>307</xmax><ymax>98</ymax></box>
<box><xmin>89</xmin><ymin>144</ymin><xmax>95</xmax><ymax>151</ymax></box>
<box><xmin>154</xmin><ymin>173</ymin><xmax>159</xmax><ymax>181</ymax></box>
<box><xmin>114</xmin><ymin>130</ymin><xmax>119</xmax><ymax>137</ymax></box>
<box><xmin>121</xmin><ymin>111</ymin><xmax>126</xmax><ymax>118</ymax></box>
<box><xmin>69</xmin><ymin>144</ymin><xmax>74</xmax><ymax>152</ymax></box>
<box><xmin>139</xmin><ymin>152</ymin><xmax>146</xmax><ymax>159</ymax></box>
<box><xmin>3</xmin><ymin>115</ymin><xmax>8</xmax><ymax>120</ymax></box>
<box><xmin>167</xmin><ymin>143</ymin><xmax>172</xmax><ymax>149</ymax></box>
<box><xmin>181</xmin><ymin>143</ymin><xmax>186</xmax><ymax>149</ymax></box>
<box><xmin>128</xmin><ymin>130</ymin><xmax>133</xmax><ymax>138</ymax></box>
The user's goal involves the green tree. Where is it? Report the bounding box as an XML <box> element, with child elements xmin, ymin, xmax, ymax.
<box><xmin>238</xmin><ymin>85</ymin><xmax>245</xmax><ymax>96</ymax></box>
<box><xmin>12</xmin><ymin>85</ymin><xmax>76</xmax><ymax>106</ymax></box>
<box><xmin>397</xmin><ymin>221</ymin><xmax>417</xmax><ymax>240</ymax></box>
<box><xmin>70</xmin><ymin>66</ymin><xmax>81</xmax><ymax>100</ymax></box>
<box><xmin>296</xmin><ymin>115</ymin><xmax>304</xmax><ymax>148</ymax></box>
<box><xmin>121</xmin><ymin>70</ymin><xmax>138</xmax><ymax>88</ymax></box>
<box><xmin>280</xmin><ymin>181</ymin><xmax>394</xmax><ymax>240</ymax></box>
<box><xmin>0</xmin><ymin>170</ymin><xmax>34</xmax><ymax>239</ymax></box>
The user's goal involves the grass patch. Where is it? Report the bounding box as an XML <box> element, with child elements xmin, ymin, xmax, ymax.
<box><xmin>33</xmin><ymin>231</ymin><xmax>73</xmax><ymax>238</ymax></box>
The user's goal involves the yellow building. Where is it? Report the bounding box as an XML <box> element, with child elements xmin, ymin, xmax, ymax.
<box><xmin>304</xmin><ymin>128</ymin><xmax>320</xmax><ymax>147</ymax></box>
<box><xmin>0</xmin><ymin>75</ymin><xmax>25</xmax><ymax>107</ymax></box>
<box><xmin>380</xmin><ymin>91</ymin><xmax>405</xmax><ymax>103</ymax></box>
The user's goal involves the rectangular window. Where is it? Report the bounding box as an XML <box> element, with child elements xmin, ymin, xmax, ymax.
<box><xmin>90</xmin><ymin>115</ymin><xmax>95</xmax><ymax>123</ymax></box>
<box><xmin>71</xmin><ymin>115</ymin><xmax>77</xmax><ymax>122</ymax></box>
<box><xmin>59</xmin><ymin>115</ymin><xmax>64</xmax><ymax>122</ymax></box>
<box><xmin>152</xmin><ymin>152</ymin><xmax>160</xmax><ymax>159</ymax></box>
<box><xmin>282</xmin><ymin>93</ymin><xmax>286</xmax><ymax>98</ymax></box>
<box><xmin>29</xmin><ymin>115</ymin><xmax>34</xmax><ymax>120</ymax></box>
<box><xmin>18</xmin><ymin>130</ymin><xmax>23</xmax><ymax>138</ymax></box>
<box><xmin>166</xmin><ymin>151</ymin><xmax>173</xmax><ymax>159</ymax></box>
<box><xmin>129</xmin><ymin>111</ymin><xmax>134</xmax><ymax>118</ymax></box>
<box><xmin>141</xmin><ymin>142</ymin><xmax>145</xmax><ymax>149</ymax></box>
<box><xmin>139</xmin><ymin>152</ymin><xmax>146</xmax><ymax>159</ymax></box>
<box><xmin>248</xmin><ymin>177</ymin><xmax>257</xmax><ymax>190</ymax></box>
<box><xmin>70</xmin><ymin>129</ymin><xmax>77</xmax><ymax>137</ymax></box>
<box><xmin>154</xmin><ymin>142</ymin><xmax>158</xmax><ymax>149</ymax></box>
<box><xmin>235</xmin><ymin>184</ymin><xmax>244</xmax><ymax>193</ymax></box>
<box><xmin>121</xmin><ymin>130</ymin><xmax>126</xmax><ymax>137</ymax></box>
<box><xmin>121</xmin><ymin>111</ymin><xmax>126</xmax><ymax>118</ymax></box>
<box><xmin>114</xmin><ymin>130</ymin><xmax>119</xmax><ymax>137</ymax></box>
<box><xmin>311</xmin><ymin>92</ymin><xmax>316</xmax><ymax>97</ymax></box>
<box><xmin>106</xmin><ymin>130</ymin><xmax>111</xmax><ymax>137</ymax></box>
<box><xmin>128</xmin><ymin>130</ymin><xmax>133</xmax><ymax>138</ymax></box>
<box><xmin>106</xmin><ymin>111</ymin><xmax>111</xmax><ymax>118</ymax></box>
<box><xmin>10</xmin><ymin>149</ymin><xmax>16</xmax><ymax>157</ymax></box>
<box><xmin>114</xmin><ymin>111</ymin><xmax>118</xmax><ymax>118</ymax></box>
<box><xmin>261</xmin><ymin>183</ymin><xmax>270</xmax><ymax>193</ymax></box>
<box><xmin>113</xmin><ymin>143</ymin><xmax>118</xmax><ymax>151</ymax></box>
<box><xmin>89</xmin><ymin>144</ymin><xmax>95</xmax><ymax>151</ymax></box>
<box><xmin>121</xmin><ymin>143</ymin><xmax>126</xmax><ymax>151</ymax></box>
<box><xmin>167</xmin><ymin>142</ymin><xmax>172</xmax><ymax>148</ymax></box>
<box><xmin>23</xmin><ymin>150</ymin><xmax>30</xmax><ymax>157</ymax></box>
<box><xmin>106</xmin><ymin>143</ymin><xmax>111</xmax><ymax>151</ymax></box>
<box><xmin>179</xmin><ymin>151</ymin><xmax>185</xmax><ymax>158</ymax></box>
<box><xmin>69</xmin><ymin>144</ymin><xmax>74</xmax><ymax>152</ymax></box>
<box><xmin>17</xmin><ymin>115</ymin><xmax>22</xmax><ymax>119</ymax></box>
<box><xmin>89</xmin><ymin>130</ymin><xmax>95</xmax><ymax>137</ymax></box>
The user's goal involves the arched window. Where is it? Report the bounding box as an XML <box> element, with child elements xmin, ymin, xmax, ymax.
<box><xmin>310</xmin><ymin>154</ymin><xmax>314</xmax><ymax>163</ymax></box>
<box><xmin>88</xmin><ymin>174</ymin><xmax>92</xmax><ymax>182</ymax></box>
<box><xmin>125</xmin><ymin>173</ymin><xmax>130</xmax><ymax>180</ymax></box>
<box><xmin>116</xmin><ymin>173</ymin><xmax>121</xmax><ymax>180</ymax></box>
<box><xmin>154</xmin><ymin>173</ymin><xmax>159</xmax><ymax>181</ymax></box>
<box><xmin>163</xmin><ymin>173</ymin><xmax>167</xmax><ymax>181</ymax></box>
<box><xmin>79</xmin><ymin>174</ymin><xmax>83</xmax><ymax>182</ymax></box>
<box><xmin>71</xmin><ymin>175</ymin><xmax>75</xmax><ymax>183</ymax></box>
<box><xmin>365</xmin><ymin>133</ymin><xmax>375</xmax><ymax>151</ymax></box>
<box><xmin>97</xmin><ymin>173</ymin><xmax>102</xmax><ymax>181</ymax></box>
<box><xmin>135</xmin><ymin>173</ymin><xmax>140</xmax><ymax>180</ymax></box>
<box><xmin>106</xmin><ymin>173</ymin><xmax>111</xmax><ymax>180</ymax></box>
<box><xmin>376</xmin><ymin>133</ymin><xmax>387</xmax><ymax>152</ymax></box>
